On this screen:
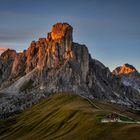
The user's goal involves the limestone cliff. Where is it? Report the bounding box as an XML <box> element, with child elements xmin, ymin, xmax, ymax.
<box><xmin>0</xmin><ymin>23</ymin><xmax>140</xmax><ymax>118</ymax></box>
<box><xmin>0</xmin><ymin>23</ymin><xmax>89</xmax><ymax>88</ymax></box>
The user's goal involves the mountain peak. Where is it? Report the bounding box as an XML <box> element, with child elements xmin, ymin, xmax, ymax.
<box><xmin>0</xmin><ymin>47</ymin><xmax>9</xmax><ymax>55</ymax></box>
<box><xmin>50</xmin><ymin>22</ymin><xmax>73</xmax><ymax>41</ymax></box>
<box><xmin>0</xmin><ymin>22</ymin><xmax>140</xmax><ymax>117</ymax></box>
<box><xmin>113</xmin><ymin>63</ymin><xmax>137</xmax><ymax>75</ymax></box>
<box><xmin>0</xmin><ymin>22</ymin><xmax>89</xmax><ymax>82</ymax></box>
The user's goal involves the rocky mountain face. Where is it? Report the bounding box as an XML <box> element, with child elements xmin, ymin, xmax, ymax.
<box><xmin>0</xmin><ymin>48</ymin><xmax>8</xmax><ymax>55</ymax></box>
<box><xmin>112</xmin><ymin>64</ymin><xmax>138</xmax><ymax>75</ymax></box>
<box><xmin>0</xmin><ymin>23</ymin><xmax>140</xmax><ymax>118</ymax></box>
<box><xmin>113</xmin><ymin>64</ymin><xmax>140</xmax><ymax>93</ymax></box>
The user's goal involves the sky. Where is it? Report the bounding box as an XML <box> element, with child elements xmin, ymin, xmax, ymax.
<box><xmin>0</xmin><ymin>0</ymin><xmax>140</xmax><ymax>71</ymax></box>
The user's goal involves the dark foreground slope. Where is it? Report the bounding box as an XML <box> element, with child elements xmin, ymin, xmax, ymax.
<box><xmin>0</xmin><ymin>93</ymin><xmax>140</xmax><ymax>140</ymax></box>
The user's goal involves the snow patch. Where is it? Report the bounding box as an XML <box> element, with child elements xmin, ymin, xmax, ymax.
<box><xmin>117</xmin><ymin>100</ymin><xmax>131</xmax><ymax>106</ymax></box>
<box><xmin>113</xmin><ymin>91</ymin><xmax>120</xmax><ymax>98</ymax></box>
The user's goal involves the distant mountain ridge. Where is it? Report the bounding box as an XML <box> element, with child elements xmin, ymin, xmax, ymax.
<box><xmin>113</xmin><ymin>64</ymin><xmax>140</xmax><ymax>93</ymax></box>
<box><xmin>113</xmin><ymin>63</ymin><xmax>138</xmax><ymax>75</ymax></box>
<box><xmin>0</xmin><ymin>23</ymin><xmax>140</xmax><ymax>118</ymax></box>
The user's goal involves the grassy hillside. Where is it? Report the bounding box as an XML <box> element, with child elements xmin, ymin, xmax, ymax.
<box><xmin>0</xmin><ymin>93</ymin><xmax>140</xmax><ymax>140</ymax></box>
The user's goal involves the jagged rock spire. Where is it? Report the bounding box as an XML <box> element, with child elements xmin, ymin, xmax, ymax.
<box><xmin>0</xmin><ymin>22</ymin><xmax>90</xmax><ymax>87</ymax></box>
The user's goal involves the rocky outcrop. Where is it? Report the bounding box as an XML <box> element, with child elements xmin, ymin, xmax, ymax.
<box><xmin>0</xmin><ymin>23</ymin><xmax>140</xmax><ymax>118</ymax></box>
<box><xmin>0</xmin><ymin>23</ymin><xmax>89</xmax><ymax>89</ymax></box>
<box><xmin>0</xmin><ymin>49</ymin><xmax>17</xmax><ymax>88</ymax></box>
<box><xmin>113</xmin><ymin>64</ymin><xmax>137</xmax><ymax>75</ymax></box>
<box><xmin>89</xmin><ymin>60</ymin><xmax>140</xmax><ymax>105</ymax></box>
<box><xmin>0</xmin><ymin>48</ymin><xmax>8</xmax><ymax>55</ymax></box>
<box><xmin>113</xmin><ymin>64</ymin><xmax>140</xmax><ymax>94</ymax></box>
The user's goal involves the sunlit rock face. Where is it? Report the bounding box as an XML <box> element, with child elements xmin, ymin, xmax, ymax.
<box><xmin>113</xmin><ymin>64</ymin><xmax>137</xmax><ymax>75</ymax></box>
<box><xmin>26</xmin><ymin>22</ymin><xmax>74</xmax><ymax>71</ymax></box>
<box><xmin>0</xmin><ymin>23</ymin><xmax>140</xmax><ymax>118</ymax></box>
<box><xmin>113</xmin><ymin>64</ymin><xmax>140</xmax><ymax>93</ymax></box>
<box><xmin>0</xmin><ymin>23</ymin><xmax>90</xmax><ymax>87</ymax></box>
<box><xmin>51</xmin><ymin>22</ymin><xmax>73</xmax><ymax>41</ymax></box>
<box><xmin>0</xmin><ymin>48</ymin><xmax>8</xmax><ymax>55</ymax></box>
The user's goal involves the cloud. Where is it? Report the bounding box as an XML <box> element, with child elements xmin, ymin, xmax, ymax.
<box><xmin>0</xmin><ymin>30</ymin><xmax>32</xmax><ymax>42</ymax></box>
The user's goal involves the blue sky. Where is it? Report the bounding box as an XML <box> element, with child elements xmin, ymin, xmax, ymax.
<box><xmin>0</xmin><ymin>0</ymin><xmax>140</xmax><ymax>71</ymax></box>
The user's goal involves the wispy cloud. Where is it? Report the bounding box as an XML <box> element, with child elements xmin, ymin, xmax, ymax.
<box><xmin>0</xmin><ymin>30</ymin><xmax>34</xmax><ymax>42</ymax></box>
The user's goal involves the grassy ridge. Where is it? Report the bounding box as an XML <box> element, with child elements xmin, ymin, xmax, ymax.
<box><xmin>0</xmin><ymin>93</ymin><xmax>140</xmax><ymax>140</ymax></box>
